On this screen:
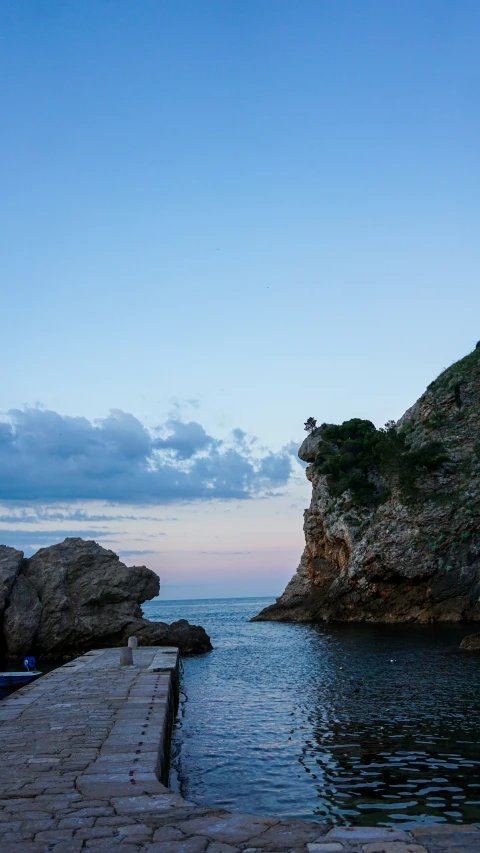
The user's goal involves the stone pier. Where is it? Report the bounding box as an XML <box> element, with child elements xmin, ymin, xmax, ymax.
<box><xmin>0</xmin><ymin>648</ymin><xmax>479</xmax><ymax>852</ymax></box>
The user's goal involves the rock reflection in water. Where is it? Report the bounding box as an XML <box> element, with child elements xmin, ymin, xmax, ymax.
<box><xmin>144</xmin><ymin>597</ymin><xmax>480</xmax><ymax>826</ymax></box>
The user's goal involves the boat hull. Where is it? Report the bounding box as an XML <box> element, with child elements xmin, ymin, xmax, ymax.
<box><xmin>0</xmin><ymin>672</ymin><xmax>42</xmax><ymax>687</ymax></box>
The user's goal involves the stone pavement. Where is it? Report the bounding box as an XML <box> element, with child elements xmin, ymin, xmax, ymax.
<box><xmin>0</xmin><ymin>648</ymin><xmax>479</xmax><ymax>852</ymax></box>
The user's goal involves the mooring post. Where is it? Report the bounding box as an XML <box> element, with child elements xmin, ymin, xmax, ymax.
<box><xmin>120</xmin><ymin>647</ymin><xmax>133</xmax><ymax>665</ymax></box>
<box><xmin>128</xmin><ymin>636</ymin><xmax>138</xmax><ymax>649</ymax></box>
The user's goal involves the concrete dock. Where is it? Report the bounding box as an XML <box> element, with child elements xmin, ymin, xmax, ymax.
<box><xmin>0</xmin><ymin>647</ymin><xmax>479</xmax><ymax>852</ymax></box>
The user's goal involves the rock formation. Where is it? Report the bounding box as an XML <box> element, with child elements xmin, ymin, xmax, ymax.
<box><xmin>0</xmin><ymin>538</ymin><xmax>212</xmax><ymax>659</ymax></box>
<box><xmin>255</xmin><ymin>343</ymin><xmax>480</xmax><ymax>624</ymax></box>
<box><xmin>460</xmin><ymin>632</ymin><xmax>480</xmax><ymax>651</ymax></box>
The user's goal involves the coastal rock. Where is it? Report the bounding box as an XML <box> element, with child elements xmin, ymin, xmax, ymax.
<box><xmin>298</xmin><ymin>426</ymin><xmax>329</xmax><ymax>463</ymax></box>
<box><xmin>1</xmin><ymin>538</ymin><xmax>212</xmax><ymax>659</ymax></box>
<box><xmin>130</xmin><ymin>617</ymin><xmax>212</xmax><ymax>653</ymax></box>
<box><xmin>3</xmin><ymin>574</ymin><xmax>42</xmax><ymax>657</ymax></box>
<box><xmin>0</xmin><ymin>546</ymin><xmax>25</xmax><ymax>656</ymax></box>
<box><xmin>254</xmin><ymin>344</ymin><xmax>480</xmax><ymax>624</ymax></box>
<box><xmin>460</xmin><ymin>632</ymin><xmax>480</xmax><ymax>651</ymax></box>
<box><xmin>0</xmin><ymin>546</ymin><xmax>24</xmax><ymax>621</ymax></box>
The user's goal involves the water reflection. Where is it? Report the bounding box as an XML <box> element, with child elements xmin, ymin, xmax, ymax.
<box><xmin>144</xmin><ymin>598</ymin><xmax>480</xmax><ymax>826</ymax></box>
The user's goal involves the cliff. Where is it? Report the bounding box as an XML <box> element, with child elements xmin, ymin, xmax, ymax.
<box><xmin>254</xmin><ymin>343</ymin><xmax>480</xmax><ymax>624</ymax></box>
<box><xmin>0</xmin><ymin>538</ymin><xmax>212</xmax><ymax>659</ymax></box>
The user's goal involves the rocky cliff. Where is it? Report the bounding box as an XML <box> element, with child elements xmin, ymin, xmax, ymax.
<box><xmin>0</xmin><ymin>538</ymin><xmax>212</xmax><ymax>659</ymax></box>
<box><xmin>255</xmin><ymin>344</ymin><xmax>480</xmax><ymax>624</ymax></box>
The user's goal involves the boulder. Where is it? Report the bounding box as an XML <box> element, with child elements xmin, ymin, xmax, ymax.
<box><xmin>0</xmin><ymin>546</ymin><xmax>24</xmax><ymax>619</ymax></box>
<box><xmin>3</xmin><ymin>574</ymin><xmax>42</xmax><ymax>657</ymax></box>
<box><xmin>0</xmin><ymin>546</ymin><xmax>24</xmax><ymax>656</ymax></box>
<box><xmin>460</xmin><ymin>633</ymin><xmax>480</xmax><ymax>651</ymax></box>
<box><xmin>298</xmin><ymin>427</ymin><xmax>328</xmax><ymax>463</ymax></box>
<box><xmin>1</xmin><ymin>538</ymin><xmax>211</xmax><ymax>659</ymax></box>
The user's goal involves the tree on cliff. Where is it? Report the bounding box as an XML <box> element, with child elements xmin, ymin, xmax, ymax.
<box><xmin>304</xmin><ymin>417</ymin><xmax>317</xmax><ymax>433</ymax></box>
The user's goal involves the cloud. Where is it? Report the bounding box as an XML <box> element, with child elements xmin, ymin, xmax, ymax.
<box><xmin>0</xmin><ymin>528</ymin><xmax>117</xmax><ymax>550</ymax></box>
<box><xmin>200</xmin><ymin>550</ymin><xmax>252</xmax><ymax>555</ymax></box>
<box><xmin>232</xmin><ymin>428</ymin><xmax>257</xmax><ymax>450</ymax></box>
<box><xmin>257</xmin><ymin>452</ymin><xmax>293</xmax><ymax>483</ymax></box>
<box><xmin>168</xmin><ymin>396</ymin><xmax>200</xmax><ymax>413</ymax></box>
<box><xmin>0</xmin><ymin>507</ymin><xmax>164</xmax><ymax>524</ymax></box>
<box><xmin>0</xmin><ymin>407</ymin><xmax>293</xmax><ymax>505</ymax></box>
<box><xmin>118</xmin><ymin>549</ymin><xmax>161</xmax><ymax>557</ymax></box>
<box><xmin>283</xmin><ymin>439</ymin><xmax>308</xmax><ymax>468</ymax></box>
<box><xmin>153</xmin><ymin>419</ymin><xmax>218</xmax><ymax>459</ymax></box>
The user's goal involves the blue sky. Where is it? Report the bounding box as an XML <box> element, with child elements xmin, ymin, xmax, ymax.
<box><xmin>1</xmin><ymin>1</ymin><xmax>479</xmax><ymax>597</ymax></box>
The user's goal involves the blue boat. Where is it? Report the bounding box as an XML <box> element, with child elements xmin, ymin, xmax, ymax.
<box><xmin>0</xmin><ymin>671</ymin><xmax>42</xmax><ymax>687</ymax></box>
<box><xmin>0</xmin><ymin>657</ymin><xmax>42</xmax><ymax>688</ymax></box>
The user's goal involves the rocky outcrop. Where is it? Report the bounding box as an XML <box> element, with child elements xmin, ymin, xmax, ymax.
<box><xmin>460</xmin><ymin>632</ymin><xmax>480</xmax><ymax>651</ymax></box>
<box><xmin>255</xmin><ymin>344</ymin><xmax>480</xmax><ymax>624</ymax></box>
<box><xmin>0</xmin><ymin>538</ymin><xmax>212</xmax><ymax>659</ymax></box>
<box><xmin>0</xmin><ymin>546</ymin><xmax>25</xmax><ymax>658</ymax></box>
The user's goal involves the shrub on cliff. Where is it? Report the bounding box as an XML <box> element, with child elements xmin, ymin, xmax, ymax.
<box><xmin>313</xmin><ymin>418</ymin><xmax>447</xmax><ymax>506</ymax></box>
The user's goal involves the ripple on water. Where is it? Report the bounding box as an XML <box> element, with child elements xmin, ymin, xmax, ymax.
<box><xmin>143</xmin><ymin>597</ymin><xmax>480</xmax><ymax>826</ymax></box>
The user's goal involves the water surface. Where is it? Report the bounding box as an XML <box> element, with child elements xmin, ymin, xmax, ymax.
<box><xmin>143</xmin><ymin>597</ymin><xmax>480</xmax><ymax>827</ymax></box>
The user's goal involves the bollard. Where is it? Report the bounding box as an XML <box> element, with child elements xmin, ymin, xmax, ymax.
<box><xmin>127</xmin><ymin>636</ymin><xmax>138</xmax><ymax>649</ymax></box>
<box><xmin>120</xmin><ymin>647</ymin><xmax>133</xmax><ymax>666</ymax></box>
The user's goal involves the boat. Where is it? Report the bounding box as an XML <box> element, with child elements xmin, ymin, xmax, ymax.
<box><xmin>0</xmin><ymin>657</ymin><xmax>42</xmax><ymax>688</ymax></box>
<box><xmin>0</xmin><ymin>671</ymin><xmax>42</xmax><ymax>687</ymax></box>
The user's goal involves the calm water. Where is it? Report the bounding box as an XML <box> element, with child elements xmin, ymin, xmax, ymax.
<box><xmin>144</xmin><ymin>597</ymin><xmax>480</xmax><ymax>827</ymax></box>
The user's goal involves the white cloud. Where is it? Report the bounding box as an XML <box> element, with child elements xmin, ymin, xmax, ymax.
<box><xmin>0</xmin><ymin>407</ymin><xmax>293</xmax><ymax>505</ymax></box>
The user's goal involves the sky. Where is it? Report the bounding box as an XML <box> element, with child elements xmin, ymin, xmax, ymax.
<box><xmin>1</xmin><ymin>1</ymin><xmax>479</xmax><ymax>598</ymax></box>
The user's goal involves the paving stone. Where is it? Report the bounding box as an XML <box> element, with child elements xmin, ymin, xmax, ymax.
<box><xmin>84</xmin><ymin>840</ymin><xmax>141</xmax><ymax>851</ymax></box>
<box><xmin>35</xmin><ymin>828</ymin><xmax>75</xmax><ymax>841</ymax></box>
<box><xmin>21</xmin><ymin>818</ymin><xmax>57</xmax><ymax>832</ymax></box>
<box><xmin>37</xmin><ymin>794</ymin><xmax>82</xmax><ymax>809</ymax></box>
<box><xmin>58</xmin><ymin>815</ymin><xmax>96</xmax><ymax>828</ymax></box>
<box><xmin>51</xmin><ymin>842</ymin><xmax>85</xmax><ymax>853</ymax></box>
<box><xmin>206</xmin><ymin>843</ymin><xmax>241</xmax><ymax>853</ymax></box>
<box><xmin>248</xmin><ymin>820</ymin><xmax>327</xmax><ymax>848</ymax></box>
<box><xmin>327</xmin><ymin>828</ymin><xmax>410</xmax><ymax>843</ymax></box>
<box><xmin>66</xmin><ymin>806</ymin><xmax>114</xmax><ymax>818</ymax></box>
<box><xmin>362</xmin><ymin>845</ymin><xmax>428</xmax><ymax>853</ymax></box>
<box><xmin>175</xmin><ymin>814</ymin><xmax>278</xmax><ymax>845</ymax></box>
<box><xmin>153</xmin><ymin>825</ymin><xmax>187</xmax><ymax>841</ymax></box>
<box><xmin>0</xmin><ymin>844</ymin><xmax>48</xmax><ymax>852</ymax></box>
<box><xmin>96</xmin><ymin>815</ymin><xmax>137</xmax><ymax>826</ymax></box>
<box><xmin>411</xmin><ymin>825</ymin><xmax>480</xmax><ymax>837</ymax></box>
<box><xmin>0</xmin><ymin>829</ymin><xmax>36</xmax><ymax>841</ymax></box>
<box><xmin>146</xmin><ymin>838</ymin><xmax>209</xmax><ymax>853</ymax></box>
<box><xmin>407</xmin><ymin>835</ymin><xmax>480</xmax><ymax>852</ymax></box>
<box><xmin>74</xmin><ymin>825</ymin><xmax>118</xmax><ymax>839</ymax></box>
<box><xmin>77</xmin><ymin>774</ymin><xmax>145</xmax><ymax>797</ymax></box>
<box><xmin>117</xmin><ymin>821</ymin><xmax>153</xmax><ymax>840</ymax></box>
<box><xmin>112</xmin><ymin>793</ymin><xmax>188</xmax><ymax>814</ymax></box>
<box><xmin>0</xmin><ymin>820</ymin><xmax>21</xmax><ymax>833</ymax></box>
<box><xmin>124</xmin><ymin>808</ymin><xmax>194</xmax><ymax>830</ymax></box>
<box><xmin>307</xmin><ymin>844</ymin><xmax>345</xmax><ymax>852</ymax></box>
<box><xmin>416</xmin><ymin>848</ymin><xmax>480</xmax><ymax>853</ymax></box>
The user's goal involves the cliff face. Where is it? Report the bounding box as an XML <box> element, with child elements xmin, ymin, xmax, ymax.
<box><xmin>255</xmin><ymin>344</ymin><xmax>480</xmax><ymax>624</ymax></box>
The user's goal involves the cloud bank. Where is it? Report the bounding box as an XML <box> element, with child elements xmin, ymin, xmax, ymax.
<box><xmin>0</xmin><ymin>408</ymin><xmax>294</xmax><ymax>505</ymax></box>
<box><xmin>0</xmin><ymin>528</ymin><xmax>116</xmax><ymax>548</ymax></box>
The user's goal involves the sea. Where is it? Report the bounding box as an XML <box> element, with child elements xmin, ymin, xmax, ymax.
<box><xmin>143</xmin><ymin>596</ymin><xmax>480</xmax><ymax>828</ymax></box>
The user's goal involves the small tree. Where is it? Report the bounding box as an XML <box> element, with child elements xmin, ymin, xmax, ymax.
<box><xmin>304</xmin><ymin>417</ymin><xmax>317</xmax><ymax>433</ymax></box>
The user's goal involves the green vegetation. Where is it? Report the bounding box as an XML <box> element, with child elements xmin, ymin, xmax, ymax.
<box><xmin>427</xmin><ymin>342</ymin><xmax>480</xmax><ymax>395</ymax></box>
<box><xmin>313</xmin><ymin>418</ymin><xmax>447</xmax><ymax>506</ymax></box>
<box><xmin>424</xmin><ymin>410</ymin><xmax>448</xmax><ymax>431</ymax></box>
<box><xmin>304</xmin><ymin>417</ymin><xmax>317</xmax><ymax>433</ymax></box>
